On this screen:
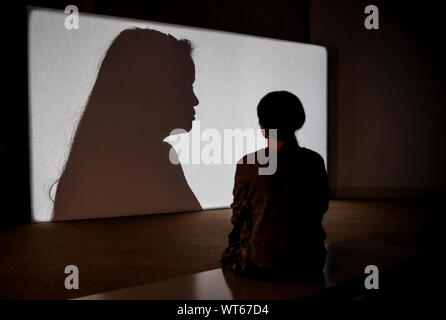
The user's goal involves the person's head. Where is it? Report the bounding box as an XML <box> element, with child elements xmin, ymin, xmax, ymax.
<box><xmin>257</xmin><ymin>91</ymin><xmax>305</xmax><ymax>141</ymax></box>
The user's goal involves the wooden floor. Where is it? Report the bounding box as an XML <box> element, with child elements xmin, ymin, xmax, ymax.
<box><xmin>75</xmin><ymin>239</ymin><xmax>420</xmax><ymax>300</ymax></box>
<box><xmin>0</xmin><ymin>199</ymin><xmax>436</xmax><ymax>299</ymax></box>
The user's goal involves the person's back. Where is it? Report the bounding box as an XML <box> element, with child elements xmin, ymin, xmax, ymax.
<box><xmin>221</xmin><ymin>91</ymin><xmax>328</xmax><ymax>283</ymax></box>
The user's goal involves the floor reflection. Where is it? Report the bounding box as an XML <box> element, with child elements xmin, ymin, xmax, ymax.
<box><xmin>221</xmin><ymin>268</ymin><xmax>326</xmax><ymax>300</ymax></box>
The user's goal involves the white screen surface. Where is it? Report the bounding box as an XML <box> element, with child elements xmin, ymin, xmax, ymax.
<box><xmin>28</xmin><ymin>7</ymin><xmax>327</xmax><ymax>222</ymax></box>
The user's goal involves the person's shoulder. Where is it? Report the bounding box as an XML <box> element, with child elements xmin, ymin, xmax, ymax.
<box><xmin>236</xmin><ymin>149</ymin><xmax>266</xmax><ymax>165</ymax></box>
<box><xmin>299</xmin><ymin>147</ymin><xmax>325</xmax><ymax>165</ymax></box>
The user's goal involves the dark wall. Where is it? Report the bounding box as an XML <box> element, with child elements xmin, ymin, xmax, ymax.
<box><xmin>310</xmin><ymin>0</ymin><xmax>446</xmax><ymax>198</ymax></box>
<box><xmin>25</xmin><ymin>0</ymin><xmax>309</xmax><ymax>41</ymax></box>
<box><xmin>93</xmin><ymin>0</ymin><xmax>309</xmax><ymax>42</ymax></box>
<box><xmin>1</xmin><ymin>3</ymin><xmax>30</xmax><ymax>228</ymax></box>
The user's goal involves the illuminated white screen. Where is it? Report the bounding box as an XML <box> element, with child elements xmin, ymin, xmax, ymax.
<box><xmin>28</xmin><ymin>7</ymin><xmax>327</xmax><ymax>222</ymax></box>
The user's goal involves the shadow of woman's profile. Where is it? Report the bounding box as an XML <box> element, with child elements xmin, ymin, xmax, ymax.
<box><xmin>52</xmin><ymin>28</ymin><xmax>202</xmax><ymax>221</ymax></box>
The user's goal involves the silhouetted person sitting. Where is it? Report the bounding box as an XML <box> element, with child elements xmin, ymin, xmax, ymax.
<box><xmin>221</xmin><ymin>91</ymin><xmax>328</xmax><ymax>283</ymax></box>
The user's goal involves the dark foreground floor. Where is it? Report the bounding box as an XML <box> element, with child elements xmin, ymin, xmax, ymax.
<box><xmin>0</xmin><ymin>199</ymin><xmax>437</xmax><ymax>299</ymax></box>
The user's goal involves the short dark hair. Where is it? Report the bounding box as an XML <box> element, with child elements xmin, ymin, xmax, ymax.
<box><xmin>257</xmin><ymin>91</ymin><xmax>306</xmax><ymax>140</ymax></box>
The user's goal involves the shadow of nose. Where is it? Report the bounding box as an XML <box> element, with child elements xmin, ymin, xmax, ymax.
<box><xmin>193</xmin><ymin>93</ymin><xmax>199</xmax><ymax>107</ymax></box>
